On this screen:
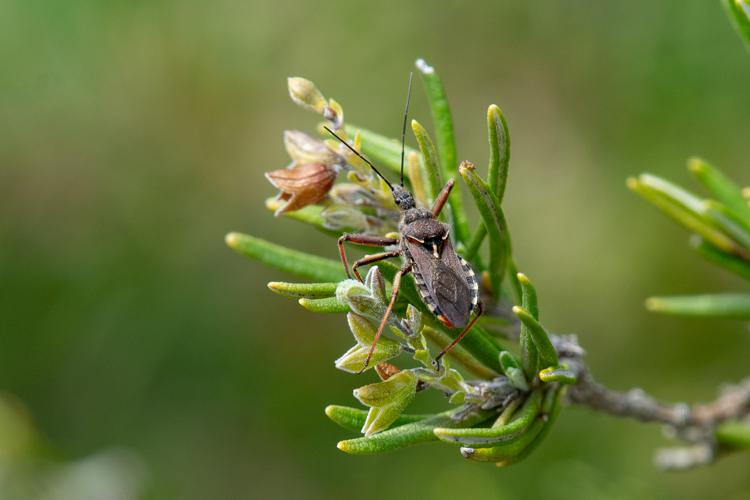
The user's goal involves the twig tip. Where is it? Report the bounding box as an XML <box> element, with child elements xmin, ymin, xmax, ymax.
<box><xmin>644</xmin><ymin>297</ymin><xmax>661</xmax><ymax>311</ymax></box>
<box><xmin>415</xmin><ymin>58</ymin><xmax>434</xmax><ymax>74</ymax></box>
<box><xmin>686</xmin><ymin>156</ymin><xmax>704</xmax><ymax>173</ymax></box>
<box><xmin>225</xmin><ymin>232</ymin><xmax>241</xmax><ymax>248</ymax></box>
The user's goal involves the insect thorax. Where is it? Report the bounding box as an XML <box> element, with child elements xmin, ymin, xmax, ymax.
<box><xmin>400</xmin><ymin>207</ymin><xmax>434</xmax><ymax>227</ymax></box>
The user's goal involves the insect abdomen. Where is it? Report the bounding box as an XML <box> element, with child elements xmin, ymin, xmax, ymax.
<box><xmin>460</xmin><ymin>257</ymin><xmax>479</xmax><ymax>308</ymax></box>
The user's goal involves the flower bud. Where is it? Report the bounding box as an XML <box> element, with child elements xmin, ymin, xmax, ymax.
<box><xmin>353</xmin><ymin>371</ymin><xmax>418</xmax><ymax>435</ymax></box>
<box><xmin>334</xmin><ymin>313</ymin><xmax>400</xmax><ymax>374</ymax></box>
<box><xmin>336</xmin><ymin>279</ymin><xmax>382</xmax><ymax>319</ymax></box>
<box><xmin>329</xmin><ymin>183</ymin><xmax>377</xmax><ymax>207</ymax></box>
<box><xmin>321</xmin><ymin>204</ymin><xmax>368</xmax><ymax>232</ymax></box>
<box><xmin>288</xmin><ymin>77</ymin><xmax>327</xmax><ymax>113</ymax></box>
<box><xmin>283</xmin><ymin>130</ymin><xmax>339</xmax><ymax>165</ymax></box>
<box><xmin>375</xmin><ymin>362</ymin><xmax>401</xmax><ymax>381</ymax></box>
<box><xmin>265</xmin><ymin>162</ymin><xmax>336</xmax><ymax>216</ymax></box>
<box><xmin>353</xmin><ymin>371</ymin><xmax>417</xmax><ymax>408</ymax></box>
<box><xmin>323</xmin><ymin>98</ymin><xmax>344</xmax><ymax>129</ymax></box>
<box><xmin>363</xmin><ymin>267</ymin><xmax>386</xmax><ymax>304</ymax></box>
<box><xmin>335</xmin><ymin>343</ymin><xmax>400</xmax><ymax>374</ymax></box>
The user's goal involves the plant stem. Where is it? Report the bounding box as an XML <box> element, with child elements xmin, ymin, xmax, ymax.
<box><xmin>559</xmin><ymin>336</ymin><xmax>750</xmax><ymax>469</ymax></box>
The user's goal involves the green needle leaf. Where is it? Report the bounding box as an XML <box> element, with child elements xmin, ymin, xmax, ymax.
<box><xmin>462</xmin><ymin>386</ymin><xmax>562</xmax><ymax>465</ymax></box>
<box><xmin>464</xmin><ymin>229</ymin><xmax>486</xmax><ymax>263</ymax></box>
<box><xmin>715</xmin><ymin>419</ymin><xmax>750</xmax><ymax>449</ymax></box>
<box><xmin>434</xmin><ymin>390</ymin><xmax>542</xmax><ymax>447</ymax></box>
<box><xmin>298</xmin><ymin>296</ymin><xmax>349</xmax><ymax>313</ymax></box>
<box><xmin>267</xmin><ymin>281</ymin><xmax>339</xmax><ymax>299</ymax></box>
<box><xmin>461</xmin><ymin>417</ymin><xmax>545</xmax><ymax>462</ymax></box>
<box><xmin>431</xmin><ymin>321</ymin><xmax>504</xmax><ymax>374</ymax></box>
<box><xmin>478</xmin><ymin>315</ymin><xmax>516</xmax><ymax>335</ymax></box>
<box><xmin>505</xmin><ymin>368</ymin><xmax>529</xmax><ymax>392</ymax></box>
<box><xmin>636</xmin><ymin>174</ymin><xmax>704</xmax><ymax>213</ymax></box>
<box><xmin>460</xmin><ymin>162</ymin><xmax>511</xmax><ymax>296</ymax></box>
<box><xmin>337</xmin><ymin>406</ymin><xmax>494</xmax><ymax>455</ymax></box>
<box><xmin>466</xmin><ymin>105</ymin><xmax>512</xmax><ymax>260</ymax></box>
<box><xmin>499</xmin><ymin>351</ymin><xmax>529</xmax><ymax>391</ymax></box>
<box><xmin>498</xmin><ymin>350</ymin><xmax>523</xmax><ymax>374</ymax></box>
<box><xmin>645</xmin><ymin>293</ymin><xmax>750</xmax><ymax>319</ymax></box>
<box><xmin>226</xmin><ymin>232</ymin><xmax>345</xmax><ymax>282</ymax></box>
<box><xmin>517</xmin><ymin>273</ymin><xmax>539</xmax><ymax>318</ymax></box>
<box><xmin>513</xmin><ymin>306</ymin><xmax>558</xmax><ymax>368</ymax></box>
<box><xmin>407</xmin><ymin>150</ymin><xmax>429</xmax><ymax>207</ymax></box>
<box><xmin>538</xmin><ymin>366</ymin><xmax>577</xmax><ymax>385</ymax></box>
<box><xmin>416</xmin><ymin>58</ymin><xmax>469</xmax><ymax>243</ymax></box>
<box><xmin>688</xmin><ymin>157</ymin><xmax>750</xmax><ymax>220</ymax></box>
<box><xmin>487</xmin><ymin>104</ymin><xmax>511</xmax><ymax>203</ymax></box>
<box><xmin>701</xmin><ymin>200</ymin><xmax>750</xmax><ymax>252</ymax></box>
<box><xmin>495</xmin><ymin>386</ymin><xmax>564</xmax><ymax>467</ymax></box>
<box><xmin>627</xmin><ymin>175</ymin><xmax>742</xmax><ymax>256</ymax></box>
<box><xmin>691</xmin><ymin>236</ymin><xmax>750</xmax><ymax>281</ymax></box>
<box><xmin>723</xmin><ymin>0</ymin><xmax>750</xmax><ymax>51</ymax></box>
<box><xmin>423</xmin><ymin>327</ymin><xmax>499</xmax><ymax>379</ymax></box>
<box><xmin>411</xmin><ymin>119</ymin><xmax>445</xmax><ymax>206</ymax></box>
<box><xmin>517</xmin><ymin>273</ymin><xmax>540</xmax><ymax>378</ymax></box>
<box><xmin>415</xmin><ymin>59</ymin><xmax>457</xmax><ymax>183</ymax></box>
<box><xmin>325</xmin><ymin>405</ymin><xmax>429</xmax><ymax>432</ymax></box>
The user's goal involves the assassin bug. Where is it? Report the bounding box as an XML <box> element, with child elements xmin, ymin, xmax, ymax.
<box><xmin>324</xmin><ymin>73</ymin><xmax>483</xmax><ymax>372</ymax></box>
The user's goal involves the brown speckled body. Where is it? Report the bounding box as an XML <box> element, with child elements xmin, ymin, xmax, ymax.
<box><xmin>326</xmin><ymin>121</ymin><xmax>483</xmax><ymax>368</ymax></box>
<box><xmin>398</xmin><ymin>207</ymin><xmax>479</xmax><ymax>329</ymax></box>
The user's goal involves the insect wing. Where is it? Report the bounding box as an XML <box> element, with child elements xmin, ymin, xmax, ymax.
<box><xmin>406</xmin><ymin>238</ymin><xmax>473</xmax><ymax>328</ymax></box>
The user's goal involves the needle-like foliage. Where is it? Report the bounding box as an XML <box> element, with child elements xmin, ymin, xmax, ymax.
<box><xmin>228</xmin><ymin>35</ymin><xmax>750</xmax><ymax>469</ymax></box>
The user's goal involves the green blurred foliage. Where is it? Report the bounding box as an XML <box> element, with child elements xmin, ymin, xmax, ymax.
<box><xmin>1</xmin><ymin>0</ymin><xmax>749</xmax><ymax>498</ymax></box>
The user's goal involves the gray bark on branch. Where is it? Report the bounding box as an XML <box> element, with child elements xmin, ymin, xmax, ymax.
<box><xmin>551</xmin><ymin>334</ymin><xmax>750</xmax><ymax>469</ymax></box>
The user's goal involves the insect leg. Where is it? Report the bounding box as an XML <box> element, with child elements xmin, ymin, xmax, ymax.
<box><xmin>360</xmin><ymin>263</ymin><xmax>412</xmax><ymax>372</ymax></box>
<box><xmin>433</xmin><ymin>301</ymin><xmax>484</xmax><ymax>367</ymax></box>
<box><xmin>338</xmin><ymin>234</ymin><xmax>399</xmax><ymax>280</ymax></box>
<box><xmin>352</xmin><ymin>250</ymin><xmax>400</xmax><ymax>282</ymax></box>
<box><xmin>431</xmin><ymin>178</ymin><xmax>455</xmax><ymax>217</ymax></box>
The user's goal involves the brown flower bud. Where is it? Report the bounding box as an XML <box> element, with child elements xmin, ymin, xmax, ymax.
<box><xmin>265</xmin><ymin>163</ymin><xmax>336</xmax><ymax>216</ymax></box>
<box><xmin>375</xmin><ymin>362</ymin><xmax>402</xmax><ymax>381</ymax></box>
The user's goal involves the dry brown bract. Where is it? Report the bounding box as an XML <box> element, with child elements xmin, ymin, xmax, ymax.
<box><xmin>265</xmin><ymin>162</ymin><xmax>336</xmax><ymax>216</ymax></box>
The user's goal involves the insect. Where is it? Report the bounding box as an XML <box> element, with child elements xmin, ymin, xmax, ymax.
<box><xmin>324</xmin><ymin>73</ymin><xmax>483</xmax><ymax>372</ymax></box>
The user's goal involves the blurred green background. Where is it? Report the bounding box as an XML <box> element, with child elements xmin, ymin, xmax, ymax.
<box><xmin>2</xmin><ymin>0</ymin><xmax>749</xmax><ymax>498</ymax></box>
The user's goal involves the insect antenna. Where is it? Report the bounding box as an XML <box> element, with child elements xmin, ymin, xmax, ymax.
<box><xmin>399</xmin><ymin>72</ymin><xmax>413</xmax><ymax>186</ymax></box>
<box><xmin>323</xmin><ymin>126</ymin><xmax>393</xmax><ymax>191</ymax></box>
